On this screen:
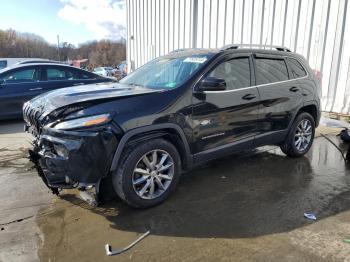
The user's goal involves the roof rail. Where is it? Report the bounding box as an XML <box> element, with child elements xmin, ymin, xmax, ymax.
<box><xmin>170</xmin><ymin>48</ymin><xmax>190</xmax><ymax>53</ymax></box>
<box><xmin>220</xmin><ymin>44</ymin><xmax>291</xmax><ymax>52</ymax></box>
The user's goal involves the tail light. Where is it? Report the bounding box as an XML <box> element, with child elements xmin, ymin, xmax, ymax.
<box><xmin>313</xmin><ymin>69</ymin><xmax>322</xmax><ymax>86</ymax></box>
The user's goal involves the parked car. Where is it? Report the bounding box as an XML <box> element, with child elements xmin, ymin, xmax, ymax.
<box><xmin>93</xmin><ymin>67</ymin><xmax>113</xmax><ymax>77</ymax></box>
<box><xmin>24</xmin><ymin>45</ymin><xmax>320</xmax><ymax>208</ymax></box>
<box><xmin>0</xmin><ymin>63</ymin><xmax>113</xmax><ymax>120</ymax></box>
<box><xmin>0</xmin><ymin>58</ymin><xmax>50</xmax><ymax>69</ymax></box>
<box><xmin>112</xmin><ymin>61</ymin><xmax>128</xmax><ymax>80</ymax></box>
<box><xmin>16</xmin><ymin>60</ymin><xmax>66</xmax><ymax>65</ymax></box>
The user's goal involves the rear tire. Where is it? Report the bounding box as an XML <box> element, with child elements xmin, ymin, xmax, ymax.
<box><xmin>280</xmin><ymin>112</ymin><xmax>315</xmax><ymax>157</ymax></box>
<box><xmin>112</xmin><ymin>138</ymin><xmax>181</xmax><ymax>208</ymax></box>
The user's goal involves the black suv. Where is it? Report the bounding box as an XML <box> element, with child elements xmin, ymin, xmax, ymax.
<box><xmin>24</xmin><ymin>45</ymin><xmax>321</xmax><ymax>208</ymax></box>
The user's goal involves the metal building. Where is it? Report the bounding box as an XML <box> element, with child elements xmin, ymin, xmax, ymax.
<box><xmin>126</xmin><ymin>0</ymin><xmax>350</xmax><ymax>114</ymax></box>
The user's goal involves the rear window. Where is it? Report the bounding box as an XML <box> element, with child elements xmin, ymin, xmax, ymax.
<box><xmin>286</xmin><ymin>58</ymin><xmax>307</xmax><ymax>79</ymax></box>
<box><xmin>255</xmin><ymin>58</ymin><xmax>289</xmax><ymax>85</ymax></box>
<box><xmin>80</xmin><ymin>71</ymin><xmax>97</xmax><ymax>79</ymax></box>
<box><xmin>46</xmin><ymin>67</ymin><xmax>76</xmax><ymax>80</ymax></box>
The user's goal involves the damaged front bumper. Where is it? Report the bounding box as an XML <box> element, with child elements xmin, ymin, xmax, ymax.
<box><xmin>28</xmin><ymin>125</ymin><xmax>118</xmax><ymax>195</ymax></box>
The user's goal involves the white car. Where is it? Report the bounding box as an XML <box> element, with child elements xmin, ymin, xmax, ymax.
<box><xmin>93</xmin><ymin>67</ymin><xmax>112</xmax><ymax>77</ymax></box>
<box><xmin>0</xmin><ymin>58</ymin><xmax>50</xmax><ymax>69</ymax></box>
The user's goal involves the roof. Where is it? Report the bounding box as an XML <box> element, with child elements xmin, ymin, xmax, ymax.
<box><xmin>0</xmin><ymin>63</ymin><xmax>94</xmax><ymax>75</ymax></box>
<box><xmin>165</xmin><ymin>45</ymin><xmax>305</xmax><ymax>62</ymax></box>
<box><xmin>1</xmin><ymin>63</ymin><xmax>78</xmax><ymax>71</ymax></box>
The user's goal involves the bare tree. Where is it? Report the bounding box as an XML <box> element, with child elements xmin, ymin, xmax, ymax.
<box><xmin>0</xmin><ymin>29</ymin><xmax>126</xmax><ymax>68</ymax></box>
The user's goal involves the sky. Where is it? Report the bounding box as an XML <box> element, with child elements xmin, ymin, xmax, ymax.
<box><xmin>0</xmin><ymin>0</ymin><xmax>126</xmax><ymax>46</ymax></box>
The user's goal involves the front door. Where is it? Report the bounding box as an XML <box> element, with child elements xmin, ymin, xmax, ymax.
<box><xmin>0</xmin><ymin>66</ymin><xmax>43</xmax><ymax>119</ymax></box>
<box><xmin>192</xmin><ymin>54</ymin><xmax>260</xmax><ymax>161</ymax></box>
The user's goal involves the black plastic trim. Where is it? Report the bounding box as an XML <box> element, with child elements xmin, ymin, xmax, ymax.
<box><xmin>110</xmin><ymin>123</ymin><xmax>193</xmax><ymax>171</ymax></box>
<box><xmin>193</xmin><ymin>136</ymin><xmax>254</xmax><ymax>165</ymax></box>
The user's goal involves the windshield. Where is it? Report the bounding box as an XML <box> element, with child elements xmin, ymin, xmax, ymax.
<box><xmin>120</xmin><ymin>54</ymin><xmax>211</xmax><ymax>89</ymax></box>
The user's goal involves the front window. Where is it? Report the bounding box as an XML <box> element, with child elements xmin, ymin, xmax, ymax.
<box><xmin>208</xmin><ymin>57</ymin><xmax>251</xmax><ymax>90</ymax></box>
<box><xmin>120</xmin><ymin>54</ymin><xmax>211</xmax><ymax>89</ymax></box>
<box><xmin>0</xmin><ymin>68</ymin><xmax>39</xmax><ymax>83</ymax></box>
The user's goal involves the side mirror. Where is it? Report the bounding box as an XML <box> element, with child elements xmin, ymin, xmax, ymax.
<box><xmin>197</xmin><ymin>77</ymin><xmax>226</xmax><ymax>91</ymax></box>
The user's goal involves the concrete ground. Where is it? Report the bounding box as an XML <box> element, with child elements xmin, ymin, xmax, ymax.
<box><xmin>1</xmin><ymin>120</ymin><xmax>350</xmax><ymax>262</ymax></box>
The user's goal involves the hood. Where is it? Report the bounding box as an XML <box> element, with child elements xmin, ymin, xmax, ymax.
<box><xmin>26</xmin><ymin>82</ymin><xmax>162</xmax><ymax>115</ymax></box>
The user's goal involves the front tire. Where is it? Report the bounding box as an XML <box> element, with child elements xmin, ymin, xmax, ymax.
<box><xmin>280</xmin><ymin>112</ymin><xmax>315</xmax><ymax>157</ymax></box>
<box><xmin>112</xmin><ymin>138</ymin><xmax>181</xmax><ymax>208</ymax></box>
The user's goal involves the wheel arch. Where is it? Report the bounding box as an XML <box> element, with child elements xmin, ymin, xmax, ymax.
<box><xmin>110</xmin><ymin>123</ymin><xmax>193</xmax><ymax>172</ymax></box>
<box><xmin>297</xmin><ymin>102</ymin><xmax>320</xmax><ymax>127</ymax></box>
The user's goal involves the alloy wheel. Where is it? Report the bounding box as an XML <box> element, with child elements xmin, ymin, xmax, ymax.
<box><xmin>132</xmin><ymin>149</ymin><xmax>174</xmax><ymax>199</ymax></box>
<box><xmin>294</xmin><ymin>119</ymin><xmax>312</xmax><ymax>152</ymax></box>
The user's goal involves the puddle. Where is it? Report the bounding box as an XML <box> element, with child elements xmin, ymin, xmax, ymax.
<box><xmin>99</xmin><ymin>135</ymin><xmax>350</xmax><ymax>238</ymax></box>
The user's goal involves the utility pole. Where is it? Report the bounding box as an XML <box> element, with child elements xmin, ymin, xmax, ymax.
<box><xmin>57</xmin><ymin>34</ymin><xmax>60</xmax><ymax>61</ymax></box>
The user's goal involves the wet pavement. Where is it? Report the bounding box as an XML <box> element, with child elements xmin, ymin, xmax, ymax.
<box><xmin>1</xmin><ymin>120</ymin><xmax>350</xmax><ymax>261</ymax></box>
<box><xmin>0</xmin><ymin>120</ymin><xmax>52</xmax><ymax>262</ymax></box>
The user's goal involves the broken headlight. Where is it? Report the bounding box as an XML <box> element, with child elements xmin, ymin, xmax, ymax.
<box><xmin>54</xmin><ymin>114</ymin><xmax>111</xmax><ymax>130</ymax></box>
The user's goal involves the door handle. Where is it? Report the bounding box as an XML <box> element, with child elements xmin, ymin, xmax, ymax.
<box><xmin>242</xmin><ymin>94</ymin><xmax>256</xmax><ymax>100</ymax></box>
<box><xmin>289</xmin><ymin>86</ymin><xmax>300</xmax><ymax>92</ymax></box>
<box><xmin>73</xmin><ymin>83</ymin><xmax>84</xmax><ymax>86</ymax></box>
<box><xmin>29</xmin><ymin>87</ymin><xmax>43</xmax><ymax>91</ymax></box>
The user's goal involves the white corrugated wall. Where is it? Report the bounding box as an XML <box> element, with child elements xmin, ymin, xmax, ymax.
<box><xmin>126</xmin><ymin>0</ymin><xmax>350</xmax><ymax>114</ymax></box>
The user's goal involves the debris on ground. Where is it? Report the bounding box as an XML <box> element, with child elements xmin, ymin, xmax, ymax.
<box><xmin>344</xmin><ymin>239</ymin><xmax>350</xmax><ymax>244</ymax></box>
<box><xmin>304</xmin><ymin>213</ymin><xmax>317</xmax><ymax>221</ymax></box>
<box><xmin>105</xmin><ymin>231</ymin><xmax>150</xmax><ymax>256</ymax></box>
<box><xmin>79</xmin><ymin>190</ymin><xmax>98</xmax><ymax>207</ymax></box>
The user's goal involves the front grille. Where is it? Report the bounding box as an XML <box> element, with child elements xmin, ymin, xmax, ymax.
<box><xmin>23</xmin><ymin>102</ymin><xmax>43</xmax><ymax>136</ymax></box>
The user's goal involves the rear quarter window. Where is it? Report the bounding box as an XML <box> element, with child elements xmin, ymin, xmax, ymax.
<box><xmin>80</xmin><ymin>71</ymin><xmax>97</xmax><ymax>79</ymax></box>
<box><xmin>286</xmin><ymin>58</ymin><xmax>307</xmax><ymax>79</ymax></box>
<box><xmin>255</xmin><ymin>58</ymin><xmax>289</xmax><ymax>85</ymax></box>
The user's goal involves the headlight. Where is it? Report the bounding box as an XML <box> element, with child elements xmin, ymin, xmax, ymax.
<box><xmin>54</xmin><ymin>114</ymin><xmax>111</xmax><ymax>130</ymax></box>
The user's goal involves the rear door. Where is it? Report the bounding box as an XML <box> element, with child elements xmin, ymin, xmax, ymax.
<box><xmin>253</xmin><ymin>54</ymin><xmax>304</xmax><ymax>146</ymax></box>
<box><xmin>285</xmin><ymin>57</ymin><xmax>312</xmax><ymax>101</ymax></box>
<box><xmin>192</xmin><ymin>53</ymin><xmax>260</xmax><ymax>159</ymax></box>
<box><xmin>42</xmin><ymin>66</ymin><xmax>109</xmax><ymax>92</ymax></box>
<box><xmin>0</xmin><ymin>66</ymin><xmax>43</xmax><ymax>118</ymax></box>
